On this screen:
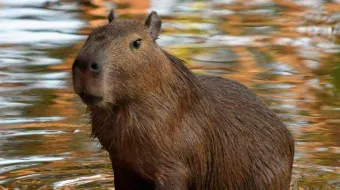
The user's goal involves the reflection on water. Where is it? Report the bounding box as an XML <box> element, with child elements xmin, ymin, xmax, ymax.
<box><xmin>0</xmin><ymin>0</ymin><xmax>339</xmax><ymax>189</ymax></box>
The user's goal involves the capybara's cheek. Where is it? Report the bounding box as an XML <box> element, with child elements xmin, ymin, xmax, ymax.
<box><xmin>101</xmin><ymin>73</ymin><xmax>121</xmax><ymax>105</ymax></box>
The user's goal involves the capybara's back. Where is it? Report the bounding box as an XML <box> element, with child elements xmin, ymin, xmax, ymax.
<box><xmin>197</xmin><ymin>75</ymin><xmax>294</xmax><ymax>189</ymax></box>
<box><xmin>165</xmin><ymin>53</ymin><xmax>295</xmax><ymax>190</ymax></box>
<box><xmin>72</xmin><ymin>10</ymin><xmax>295</xmax><ymax>190</ymax></box>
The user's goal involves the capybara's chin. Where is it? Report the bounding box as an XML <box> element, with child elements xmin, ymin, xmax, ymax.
<box><xmin>78</xmin><ymin>93</ymin><xmax>102</xmax><ymax>106</ymax></box>
<box><xmin>72</xmin><ymin>10</ymin><xmax>295</xmax><ymax>190</ymax></box>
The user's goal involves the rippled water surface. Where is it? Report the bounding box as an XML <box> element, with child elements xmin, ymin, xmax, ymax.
<box><xmin>0</xmin><ymin>0</ymin><xmax>339</xmax><ymax>189</ymax></box>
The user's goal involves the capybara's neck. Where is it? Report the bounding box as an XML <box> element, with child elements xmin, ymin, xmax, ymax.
<box><xmin>90</xmin><ymin>50</ymin><xmax>207</xmax><ymax>152</ymax></box>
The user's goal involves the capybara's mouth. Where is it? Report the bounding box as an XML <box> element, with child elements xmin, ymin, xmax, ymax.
<box><xmin>79</xmin><ymin>92</ymin><xmax>102</xmax><ymax>106</ymax></box>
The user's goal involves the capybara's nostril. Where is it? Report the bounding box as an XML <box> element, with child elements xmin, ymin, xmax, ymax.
<box><xmin>90</xmin><ymin>62</ymin><xmax>101</xmax><ymax>72</ymax></box>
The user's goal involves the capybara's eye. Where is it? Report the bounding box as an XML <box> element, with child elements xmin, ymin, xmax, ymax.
<box><xmin>130</xmin><ymin>39</ymin><xmax>141</xmax><ymax>50</ymax></box>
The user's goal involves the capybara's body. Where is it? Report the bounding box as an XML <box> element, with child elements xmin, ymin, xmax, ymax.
<box><xmin>73</xmin><ymin>11</ymin><xmax>295</xmax><ymax>190</ymax></box>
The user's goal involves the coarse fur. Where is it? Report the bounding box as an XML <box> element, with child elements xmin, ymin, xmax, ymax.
<box><xmin>73</xmin><ymin>11</ymin><xmax>295</xmax><ymax>190</ymax></box>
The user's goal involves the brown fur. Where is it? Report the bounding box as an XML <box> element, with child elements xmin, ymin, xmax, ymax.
<box><xmin>72</xmin><ymin>11</ymin><xmax>295</xmax><ymax>190</ymax></box>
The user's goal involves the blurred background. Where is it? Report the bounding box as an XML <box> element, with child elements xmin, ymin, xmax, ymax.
<box><xmin>0</xmin><ymin>0</ymin><xmax>339</xmax><ymax>189</ymax></box>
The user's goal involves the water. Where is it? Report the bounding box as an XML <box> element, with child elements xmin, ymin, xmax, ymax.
<box><xmin>0</xmin><ymin>0</ymin><xmax>339</xmax><ymax>189</ymax></box>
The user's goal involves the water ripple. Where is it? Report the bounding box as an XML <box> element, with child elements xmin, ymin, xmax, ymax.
<box><xmin>0</xmin><ymin>129</ymin><xmax>65</xmax><ymax>138</ymax></box>
<box><xmin>0</xmin><ymin>155</ymin><xmax>65</xmax><ymax>166</ymax></box>
<box><xmin>0</xmin><ymin>116</ymin><xmax>65</xmax><ymax>124</ymax></box>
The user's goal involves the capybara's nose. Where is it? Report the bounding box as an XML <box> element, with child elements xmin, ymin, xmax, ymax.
<box><xmin>73</xmin><ymin>58</ymin><xmax>101</xmax><ymax>73</ymax></box>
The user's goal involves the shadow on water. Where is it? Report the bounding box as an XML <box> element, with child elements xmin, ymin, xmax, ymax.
<box><xmin>0</xmin><ymin>0</ymin><xmax>339</xmax><ymax>189</ymax></box>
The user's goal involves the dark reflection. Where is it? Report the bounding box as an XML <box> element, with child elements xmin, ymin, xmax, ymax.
<box><xmin>0</xmin><ymin>0</ymin><xmax>339</xmax><ymax>189</ymax></box>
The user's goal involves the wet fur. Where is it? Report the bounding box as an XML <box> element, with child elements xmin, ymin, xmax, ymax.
<box><xmin>75</xmin><ymin>12</ymin><xmax>294</xmax><ymax>190</ymax></box>
<box><xmin>89</xmin><ymin>50</ymin><xmax>294</xmax><ymax>189</ymax></box>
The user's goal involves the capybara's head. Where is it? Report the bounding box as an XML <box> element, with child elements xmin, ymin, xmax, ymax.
<box><xmin>72</xmin><ymin>11</ymin><xmax>170</xmax><ymax>107</ymax></box>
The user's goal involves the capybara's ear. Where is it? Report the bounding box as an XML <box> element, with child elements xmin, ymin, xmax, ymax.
<box><xmin>108</xmin><ymin>9</ymin><xmax>115</xmax><ymax>23</ymax></box>
<box><xmin>145</xmin><ymin>11</ymin><xmax>162</xmax><ymax>42</ymax></box>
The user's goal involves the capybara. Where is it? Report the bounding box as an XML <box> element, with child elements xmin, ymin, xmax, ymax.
<box><xmin>72</xmin><ymin>10</ymin><xmax>295</xmax><ymax>190</ymax></box>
